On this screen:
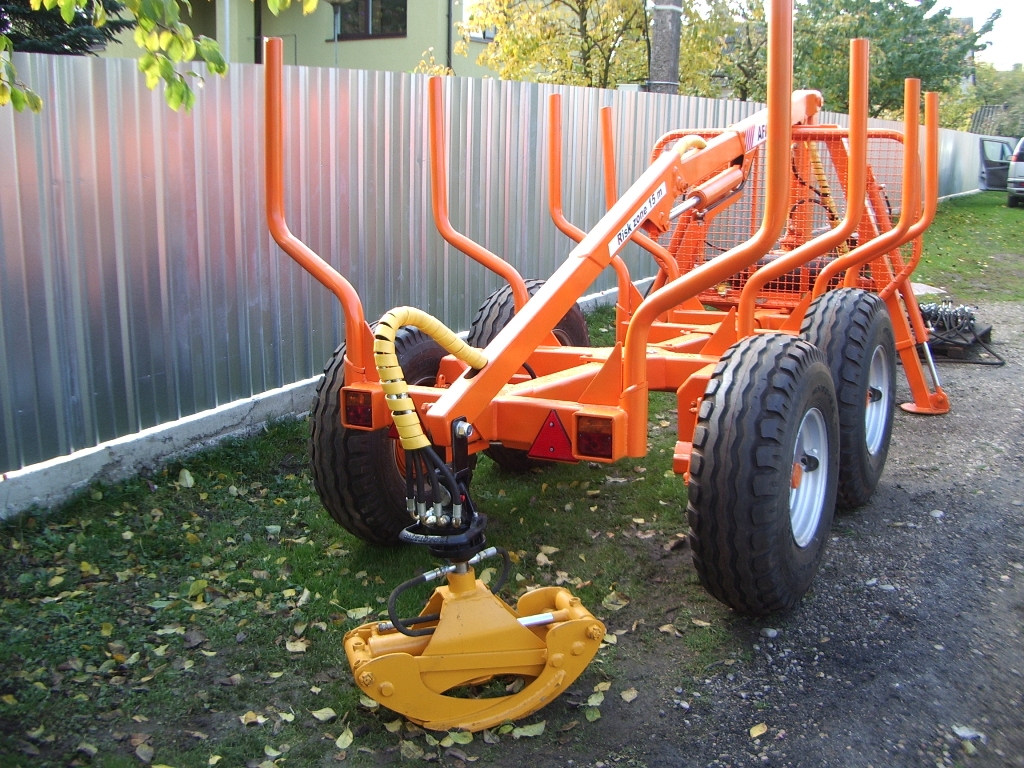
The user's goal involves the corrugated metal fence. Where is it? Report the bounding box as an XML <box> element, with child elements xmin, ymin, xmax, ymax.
<box><xmin>0</xmin><ymin>53</ymin><xmax>985</xmax><ymax>475</ymax></box>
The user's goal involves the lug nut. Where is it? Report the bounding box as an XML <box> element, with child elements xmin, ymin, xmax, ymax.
<box><xmin>359</xmin><ymin>672</ymin><xmax>374</xmax><ymax>687</ymax></box>
<box><xmin>454</xmin><ymin>421</ymin><xmax>474</xmax><ymax>439</ymax></box>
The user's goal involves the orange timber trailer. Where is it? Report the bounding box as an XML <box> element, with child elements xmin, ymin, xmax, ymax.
<box><xmin>262</xmin><ymin>0</ymin><xmax>946</xmax><ymax>732</ymax></box>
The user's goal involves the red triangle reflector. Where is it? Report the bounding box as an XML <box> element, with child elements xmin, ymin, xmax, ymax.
<box><xmin>528</xmin><ymin>410</ymin><xmax>577</xmax><ymax>462</ymax></box>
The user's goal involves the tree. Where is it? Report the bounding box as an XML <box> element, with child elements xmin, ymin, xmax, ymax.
<box><xmin>971</xmin><ymin>63</ymin><xmax>1024</xmax><ymax>137</ymax></box>
<box><xmin>792</xmin><ymin>0</ymin><xmax>998</xmax><ymax>118</ymax></box>
<box><xmin>676</xmin><ymin>0</ymin><xmax>764</xmax><ymax>99</ymax></box>
<box><xmin>457</xmin><ymin>0</ymin><xmax>650</xmax><ymax>89</ymax></box>
<box><xmin>1</xmin><ymin>0</ymin><xmax>322</xmax><ymax>114</ymax></box>
<box><xmin>1</xmin><ymin>0</ymin><xmax>133</xmax><ymax>55</ymax></box>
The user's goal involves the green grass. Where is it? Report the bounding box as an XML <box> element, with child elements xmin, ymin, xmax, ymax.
<box><xmin>917</xmin><ymin>191</ymin><xmax>1024</xmax><ymax>301</ymax></box>
<box><xmin>0</xmin><ymin>307</ymin><xmax>740</xmax><ymax>767</ymax></box>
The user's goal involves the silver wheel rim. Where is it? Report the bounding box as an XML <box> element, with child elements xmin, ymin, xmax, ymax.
<box><xmin>865</xmin><ymin>344</ymin><xmax>890</xmax><ymax>455</ymax></box>
<box><xmin>790</xmin><ymin>407</ymin><xmax>828</xmax><ymax>548</ymax></box>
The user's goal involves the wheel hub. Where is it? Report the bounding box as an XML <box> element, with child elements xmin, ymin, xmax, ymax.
<box><xmin>790</xmin><ymin>407</ymin><xmax>829</xmax><ymax>548</ymax></box>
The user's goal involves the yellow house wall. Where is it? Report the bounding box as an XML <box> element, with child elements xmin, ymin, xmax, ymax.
<box><xmin>101</xmin><ymin>0</ymin><xmax>493</xmax><ymax>79</ymax></box>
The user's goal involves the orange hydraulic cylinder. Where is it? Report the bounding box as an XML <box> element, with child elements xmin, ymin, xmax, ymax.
<box><xmin>812</xmin><ymin>78</ymin><xmax>922</xmax><ymax>297</ymax></box>
<box><xmin>619</xmin><ymin>0</ymin><xmax>797</xmax><ymax>455</ymax></box>
<box><xmin>427</xmin><ymin>77</ymin><xmax>530</xmax><ymax>312</ymax></box>
<box><xmin>264</xmin><ymin>37</ymin><xmax>373</xmax><ymax>379</ymax></box>
<box><xmin>736</xmin><ymin>38</ymin><xmax>871</xmax><ymax>337</ymax></box>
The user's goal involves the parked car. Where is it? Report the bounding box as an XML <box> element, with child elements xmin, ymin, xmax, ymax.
<box><xmin>1008</xmin><ymin>136</ymin><xmax>1024</xmax><ymax>208</ymax></box>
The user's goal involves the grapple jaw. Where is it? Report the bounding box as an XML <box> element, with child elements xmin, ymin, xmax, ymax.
<box><xmin>344</xmin><ymin>571</ymin><xmax>604</xmax><ymax>732</ymax></box>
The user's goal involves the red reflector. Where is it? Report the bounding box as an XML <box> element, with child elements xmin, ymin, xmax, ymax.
<box><xmin>528</xmin><ymin>410</ymin><xmax>576</xmax><ymax>462</ymax></box>
<box><xmin>344</xmin><ymin>390</ymin><xmax>373</xmax><ymax>427</ymax></box>
<box><xmin>577</xmin><ymin>416</ymin><xmax>613</xmax><ymax>459</ymax></box>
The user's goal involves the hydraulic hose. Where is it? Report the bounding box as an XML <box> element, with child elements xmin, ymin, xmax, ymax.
<box><xmin>373</xmin><ymin>306</ymin><xmax>488</xmax><ymax>451</ymax></box>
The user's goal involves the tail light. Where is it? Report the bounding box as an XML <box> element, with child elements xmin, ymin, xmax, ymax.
<box><xmin>576</xmin><ymin>416</ymin><xmax>614</xmax><ymax>459</ymax></box>
<box><xmin>344</xmin><ymin>390</ymin><xmax>373</xmax><ymax>428</ymax></box>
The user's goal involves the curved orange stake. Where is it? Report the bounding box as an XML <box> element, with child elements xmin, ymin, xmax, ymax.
<box><xmin>811</xmin><ymin>79</ymin><xmax>922</xmax><ymax>297</ymax></box>
<box><xmin>619</xmin><ymin>0</ymin><xmax>797</xmax><ymax>454</ymax></box>
<box><xmin>547</xmin><ymin>94</ymin><xmax>635</xmax><ymax>336</ymax></box>
<box><xmin>736</xmin><ymin>38</ymin><xmax>870</xmax><ymax>338</ymax></box>
<box><xmin>264</xmin><ymin>37</ymin><xmax>373</xmax><ymax>379</ymax></box>
<box><xmin>599</xmin><ymin>107</ymin><xmax>681</xmax><ymax>284</ymax></box>
<box><xmin>428</xmin><ymin>77</ymin><xmax>530</xmax><ymax>311</ymax></box>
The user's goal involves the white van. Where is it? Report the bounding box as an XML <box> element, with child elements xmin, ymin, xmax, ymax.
<box><xmin>1008</xmin><ymin>136</ymin><xmax>1024</xmax><ymax>208</ymax></box>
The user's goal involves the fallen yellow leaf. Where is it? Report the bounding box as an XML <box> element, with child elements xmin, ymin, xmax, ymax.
<box><xmin>621</xmin><ymin>688</ymin><xmax>638</xmax><ymax>703</ymax></box>
<box><xmin>750</xmin><ymin>722</ymin><xmax>768</xmax><ymax>738</ymax></box>
<box><xmin>692</xmin><ymin>618</ymin><xmax>712</xmax><ymax>627</ymax></box>
<box><xmin>239</xmin><ymin>711</ymin><xmax>267</xmax><ymax>726</ymax></box>
<box><xmin>100</xmin><ymin>623</ymin><xmax>113</xmax><ymax>637</ymax></box>
<box><xmin>310</xmin><ymin>707</ymin><xmax>338</xmax><ymax>722</ymax></box>
<box><xmin>335</xmin><ymin>727</ymin><xmax>354</xmax><ymax>749</ymax></box>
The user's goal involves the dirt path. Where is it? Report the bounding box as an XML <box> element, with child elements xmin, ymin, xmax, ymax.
<box><xmin>503</xmin><ymin>302</ymin><xmax>1024</xmax><ymax>768</ymax></box>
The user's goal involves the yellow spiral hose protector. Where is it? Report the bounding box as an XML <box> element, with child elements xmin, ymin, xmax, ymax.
<box><xmin>374</xmin><ymin>307</ymin><xmax>488</xmax><ymax>451</ymax></box>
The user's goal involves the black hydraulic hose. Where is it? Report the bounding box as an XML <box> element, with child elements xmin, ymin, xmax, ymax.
<box><xmin>405</xmin><ymin>445</ymin><xmax>415</xmax><ymax>501</ymax></box>
<box><xmin>387</xmin><ymin>548</ymin><xmax>513</xmax><ymax>637</ymax></box>
<box><xmin>387</xmin><ymin>572</ymin><xmax>437</xmax><ymax>637</ymax></box>
<box><xmin>423</xmin><ymin>445</ymin><xmax>461</xmax><ymax>504</ymax></box>
<box><xmin>491</xmin><ymin>547</ymin><xmax>512</xmax><ymax>593</ymax></box>
<box><xmin>414</xmin><ymin>451</ymin><xmax>427</xmax><ymax>505</ymax></box>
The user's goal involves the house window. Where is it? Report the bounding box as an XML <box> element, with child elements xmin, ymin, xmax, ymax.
<box><xmin>332</xmin><ymin>0</ymin><xmax>407</xmax><ymax>40</ymax></box>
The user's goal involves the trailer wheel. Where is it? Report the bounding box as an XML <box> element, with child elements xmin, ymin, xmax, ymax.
<box><xmin>687</xmin><ymin>334</ymin><xmax>839</xmax><ymax>615</ymax></box>
<box><xmin>309</xmin><ymin>327</ymin><xmax>448</xmax><ymax>546</ymax></box>
<box><xmin>467</xmin><ymin>279</ymin><xmax>590</xmax><ymax>472</ymax></box>
<box><xmin>801</xmin><ymin>289</ymin><xmax>896</xmax><ymax>508</ymax></box>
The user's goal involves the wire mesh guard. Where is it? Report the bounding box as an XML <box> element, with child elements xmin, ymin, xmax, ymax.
<box><xmin>649</xmin><ymin>130</ymin><xmax>912</xmax><ymax>310</ymax></box>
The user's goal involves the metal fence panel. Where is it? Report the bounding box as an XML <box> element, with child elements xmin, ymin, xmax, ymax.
<box><xmin>0</xmin><ymin>52</ymin><xmax>987</xmax><ymax>473</ymax></box>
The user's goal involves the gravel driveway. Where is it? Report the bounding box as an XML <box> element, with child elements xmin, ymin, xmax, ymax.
<box><xmin>508</xmin><ymin>301</ymin><xmax>1024</xmax><ymax>768</ymax></box>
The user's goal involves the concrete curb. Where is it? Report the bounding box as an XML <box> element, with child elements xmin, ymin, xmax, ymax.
<box><xmin>0</xmin><ymin>280</ymin><xmax>638</xmax><ymax>520</ymax></box>
<box><xmin>0</xmin><ymin>378</ymin><xmax>319</xmax><ymax>520</ymax></box>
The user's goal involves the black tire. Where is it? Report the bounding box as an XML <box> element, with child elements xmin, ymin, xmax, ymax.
<box><xmin>801</xmin><ymin>289</ymin><xmax>896</xmax><ymax>509</ymax></box>
<box><xmin>687</xmin><ymin>334</ymin><xmax>840</xmax><ymax>615</ymax></box>
<box><xmin>309</xmin><ymin>327</ymin><xmax>447</xmax><ymax>546</ymax></box>
<box><xmin>1009</xmin><ymin>195</ymin><xmax>1020</xmax><ymax>208</ymax></box>
<box><xmin>466</xmin><ymin>278</ymin><xmax>590</xmax><ymax>472</ymax></box>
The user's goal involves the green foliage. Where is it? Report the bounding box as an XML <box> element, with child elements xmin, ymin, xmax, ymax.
<box><xmin>793</xmin><ymin>0</ymin><xmax>997</xmax><ymax>118</ymax></box>
<box><xmin>1</xmin><ymin>0</ymin><xmax>134</xmax><ymax>55</ymax></box>
<box><xmin>972</xmin><ymin>63</ymin><xmax>1024</xmax><ymax>138</ymax></box>
<box><xmin>2</xmin><ymin>0</ymin><xmax>320</xmax><ymax>112</ymax></box>
<box><xmin>0</xmin><ymin>32</ymin><xmax>42</xmax><ymax>111</ymax></box>
<box><xmin>457</xmin><ymin>0</ymin><xmax>651</xmax><ymax>89</ymax></box>
<box><xmin>458</xmin><ymin>0</ymin><xmax>996</xmax><ymax>116</ymax></box>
